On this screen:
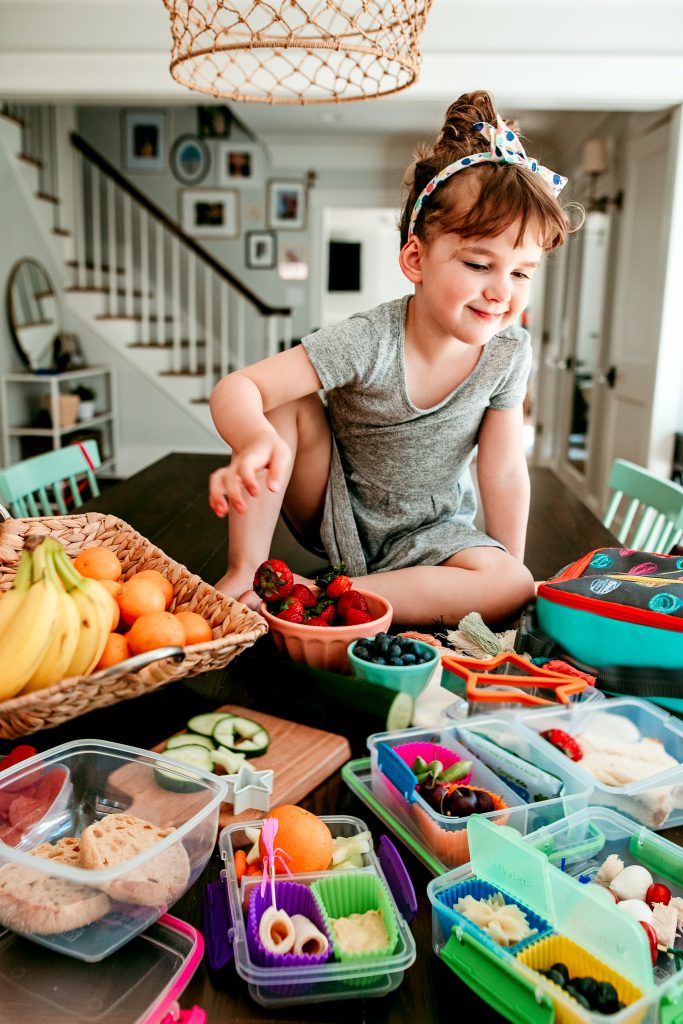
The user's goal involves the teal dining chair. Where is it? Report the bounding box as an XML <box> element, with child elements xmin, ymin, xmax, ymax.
<box><xmin>603</xmin><ymin>458</ymin><xmax>683</xmax><ymax>553</ymax></box>
<box><xmin>0</xmin><ymin>440</ymin><xmax>101</xmax><ymax>518</ymax></box>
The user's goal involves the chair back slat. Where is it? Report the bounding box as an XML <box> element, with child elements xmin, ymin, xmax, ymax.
<box><xmin>0</xmin><ymin>441</ymin><xmax>102</xmax><ymax>519</ymax></box>
<box><xmin>603</xmin><ymin>459</ymin><xmax>683</xmax><ymax>554</ymax></box>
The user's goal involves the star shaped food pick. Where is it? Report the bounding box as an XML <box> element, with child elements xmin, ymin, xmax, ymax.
<box><xmin>224</xmin><ymin>764</ymin><xmax>274</xmax><ymax>815</ymax></box>
<box><xmin>440</xmin><ymin>651</ymin><xmax>589</xmax><ymax>707</ymax></box>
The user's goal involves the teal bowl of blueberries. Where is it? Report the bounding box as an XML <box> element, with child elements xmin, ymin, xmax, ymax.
<box><xmin>347</xmin><ymin>634</ymin><xmax>440</xmax><ymax>699</ymax></box>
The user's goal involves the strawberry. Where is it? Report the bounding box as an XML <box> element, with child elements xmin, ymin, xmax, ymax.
<box><xmin>253</xmin><ymin>559</ymin><xmax>294</xmax><ymax>602</ymax></box>
<box><xmin>326</xmin><ymin>575</ymin><xmax>352</xmax><ymax>600</ymax></box>
<box><xmin>335</xmin><ymin>590</ymin><xmax>369</xmax><ymax>620</ymax></box>
<box><xmin>290</xmin><ymin>583</ymin><xmax>317</xmax><ymax>609</ymax></box>
<box><xmin>275</xmin><ymin>596</ymin><xmax>305</xmax><ymax>623</ymax></box>
<box><xmin>540</xmin><ymin>729</ymin><xmax>583</xmax><ymax>761</ymax></box>
<box><xmin>303</xmin><ymin>616</ymin><xmax>330</xmax><ymax>627</ymax></box>
<box><xmin>314</xmin><ymin>562</ymin><xmax>347</xmax><ymax>589</ymax></box>
<box><xmin>345</xmin><ymin>608</ymin><xmax>373</xmax><ymax>626</ymax></box>
<box><xmin>314</xmin><ymin>600</ymin><xmax>336</xmax><ymax>623</ymax></box>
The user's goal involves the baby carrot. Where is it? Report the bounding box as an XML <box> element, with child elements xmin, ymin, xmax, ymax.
<box><xmin>234</xmin><ymin>849</ymin><xmax>248</xmax><ymax>880</ymax></box>
<box><xmin>246</xmin><ymin>862</ymin><xmax>261</xmax><ymax>875</ymax></box>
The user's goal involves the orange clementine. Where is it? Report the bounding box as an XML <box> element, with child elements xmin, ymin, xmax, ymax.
<box><xmin>99</xmin><ymin>578</ymin><xmax>123</xmax><ymax>602</ymax></box>
<box><xmin>258</xmin><ymin>805</ymin><xmax>333</xmax><ymax>874</ymax></box>
<box><xmin>74</xmin><ymin>546</ymin><xmax>122</xmax><ymax>582</ymax></box>
<box><xmin>127</xmin><ymin>610</ymin><xmax>186</xmax><ymax>655</ymax></box>
<box><xmin>95</xmin><ymin>633</ymin><xmax>130</xmax><ymax>670</ymax></box>
<box><xmin>174</xmin><ymin>611</ymin><xmax>212</xmax><ymax>645</ymax></box>
<box><xmin>133</xmin><ymin>569</ymin><xmax>173</xmax><ymax>609</ymax></box>
<box><xmin>117</xmin><ymin>577</ymin><xmax>166</xmax><ymax>625</ymax></box>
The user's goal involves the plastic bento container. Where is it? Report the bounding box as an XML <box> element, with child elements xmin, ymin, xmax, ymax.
<box><xmin>513</xmin><ymin>697</ymin><xmax>683</xmax><ymax>829</ymax></box>
<box><xmin>428</xmin><ymin>816</ymin><xmax>660</xmax><ymax>1024</ymax></box>
<box><xmin>210</xmin><ymin>815</ymin><xmax>416</xmax><ymax>1008</ymax></box>
<box><xmin>364</xmin><ymin>720</ymin><xmax>591</xmax><ymax>869</ymax></box>
<box><xmin>525</xmin><ymin>806</ymin><xmax>683</xmax><ymax>992</ymax></box>
<box><xmin>0</xmin><ymin>914</ymin><xmax>205</xmax><ymax>1024</ymax></box>
<box><xmin>0</xmin><ymin>739</ymin><xmax>227</xmax><ymax>961</ymax></box>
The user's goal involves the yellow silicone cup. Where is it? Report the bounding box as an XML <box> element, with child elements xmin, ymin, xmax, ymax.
<box><xmin>516</xmin><ymin>934</ymin><xmax>645</xmax><ymax>1024</ymax></box>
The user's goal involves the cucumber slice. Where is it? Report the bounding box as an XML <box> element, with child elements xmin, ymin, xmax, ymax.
<box><xmin>187</xmin><ymin>712</ymin><xmax>233</xmax><ymax>737</ymax></box>
<box><xmin>165</xmin><ymin>733</ymin><xmax>216</xmax><ymax>752</ymax></box>
<box><xmin>155</xmin><ymin>743</ymin><xmax>213</xmax><ymax>792</ymax></box>
<box><xmin>385</xmin><ymin>691</ymin><xmax>415</xmax><ymax>731</ymax></box>
<box><xmin>213</xmin><ymin>716</ymin><xmax>270</xmax><ymax>757</ymax></box>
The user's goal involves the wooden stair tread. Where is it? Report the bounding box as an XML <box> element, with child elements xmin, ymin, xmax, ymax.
<box><xmin>35</xmin><ymin>191</ymin><xmax>60</xmax><ymax>204</ymax></box>
<box><xmin>19</xmin><ymin>153</ymin><xmax>43</xmax><ymax>168</ymax></box>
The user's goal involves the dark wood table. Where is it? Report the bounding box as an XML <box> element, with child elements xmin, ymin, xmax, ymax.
<box><xmin>4</xmin><ymin>453</ymin><xmax>680</xmax><ymax>1023</ymax></box>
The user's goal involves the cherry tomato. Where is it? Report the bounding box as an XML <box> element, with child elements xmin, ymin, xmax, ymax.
<box><xmin>639</xmin><ymin>920</ymin><xmax>659</xmax><ymax>966</ymax></box>
<box><xmin>646</xmin><ymin>883</ymin><xmax>672</xmax><ymax>908</ymax></box>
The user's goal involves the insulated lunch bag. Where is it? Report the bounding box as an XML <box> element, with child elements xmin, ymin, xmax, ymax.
<box><xmin>518</xmin><ymin>547</ymin><xmax>683</xmax><ymax>715</ymax></box>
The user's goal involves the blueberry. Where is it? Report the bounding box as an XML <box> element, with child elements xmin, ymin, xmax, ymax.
<box><xmin>389</xmin><ymin>657</ymin><xmax>402</xmax><ymax>666</ymax></box>
<box><xmin>549</xmin><ymin>963</ymin><xmax>569</xmax><ymax>985</ymax></box>
<box><xmin>379</xmin><ymin>638</ymin><xmax>391</xmax><ymax>654</ymax></box>
<box><xmin>544</xmin><ymin>969</ymin><xmax>566</xmax><ymax>988</ymax></box>
<box><xmin>388</xmin><ymin>643</ymin><xmax>402</xmax><ymax>658</ymax></box>
<box><xmin>401</xmin><ymin>653</ymin><xmax>417</xmax><ymax>664</ymax></box>
<box><xmin>418</xmin><ymin>651</ymin><xmax>433</xmax><ymax>663</ymax></box>
<box><xmin>371</xmin><ymin>656</ymin><xmax>386</xmax><ymax>664</ymax></box>
<box><xmin>354</xmin><ymin>645</ymin><xmax>368</xmax><ymax>658</ymax></box>
<box><xmin>565</xmin><ymin>987</ymin><xmax>590</xmax><ymax>1010</ymax></box>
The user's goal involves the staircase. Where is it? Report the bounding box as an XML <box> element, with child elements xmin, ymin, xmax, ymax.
<box><xmin>0</xmin><ymin>104</ymin><xmax>293</xmax><ymax>441</ymax></box>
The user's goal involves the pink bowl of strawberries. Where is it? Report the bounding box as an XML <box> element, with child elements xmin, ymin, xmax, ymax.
<box><xmin>255</xmin><ymin>559</ymin><xmax>393</xmax><ymax>673</ymax></box>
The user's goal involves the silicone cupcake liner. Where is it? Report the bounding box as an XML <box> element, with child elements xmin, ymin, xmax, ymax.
<box><xmin>247</xmin><ymin>880</ymin><xmax>333</xmax><ymax>968</ymax></box>
<box><xmin>517</xmin><ymin>933</ymin><xmax>644</xmax><ymax>1023</ymax></box>
<box><xmin>311</xmin><ymin>872</ymin><xmax>399</xmax><ymax>965</ymax></box>
<box><xmin>413</xmin><ymin>790</ymin><xmax>510</xmax><ymax>868</ymax></box>
<box><xmin>435</xmin><ymin>878</ymin><xmax>551</xmax><ymax>956</ymax></box>
<box><xmin>391</xmin><ymin>742</ymin><xmax>473</xmax><ymax>786</ymax></box>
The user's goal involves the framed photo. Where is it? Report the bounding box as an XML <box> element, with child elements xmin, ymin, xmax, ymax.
<box><xmin>123</xmin><ymin>110</ymin><xmax>166</xmax><ymax>172</ymax></box>
<box><xmin>217</xmin><ymin>142</ymin><xmax>264</xmax><ymax>189</ymax></box>
<box><xmin>197</xmin><ymin>105</ymin><xmax>233</xmax><ymax>139</ymax></box>
<box><xmin>267</xmin><ymin>179</ymin><xmax>307</xmax><ymax>230</ymax></box>
<box><xmin>170</xmin><ymin>134</ymin><xmax>210</xmax><ymax>186</ymax></box>
<box><xmin>278</xmin><ymin>241</ymin><xmax>309</xmax><ymax>280</ymax></box>
<box><xmin>246</xmin><ymin>230</ymin><xmax>276</xmax><ymax>270</ymax></box>
<box><xmin>180</xmin><ymin>189</ymin><xmax>239</xmax><ymax>239</ymax></box>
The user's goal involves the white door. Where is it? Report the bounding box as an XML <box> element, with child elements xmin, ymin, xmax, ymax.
<box><xmin>591</xmin><ymin>115</ymin><xmax>676</xmax><ymax>510</ymax></box>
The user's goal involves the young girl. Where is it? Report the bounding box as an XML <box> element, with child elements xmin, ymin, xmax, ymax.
<box><xmin>208</xmin><ymin>90</ymin><xmax>572</xmax><ymax>626</ymax></box>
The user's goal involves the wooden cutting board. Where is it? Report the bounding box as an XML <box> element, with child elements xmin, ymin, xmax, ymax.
<box><xmin>107</xmin><ymin>705</ymin><xmax>351</xmax><ymax>829</ymax></box>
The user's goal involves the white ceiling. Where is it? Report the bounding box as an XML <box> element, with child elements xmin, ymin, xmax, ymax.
<box><xmin>1</xmin><ymin>0</ymin><xmax>682</xmax><ymax>155</ymax></box>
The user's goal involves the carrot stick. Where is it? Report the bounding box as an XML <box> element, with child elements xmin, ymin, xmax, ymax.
<box><xmin>234</xmin><ymin>849</ymin><xmax>248</xmax><ymax>881</ymax></box>
<box><xmin>246</xmin><ymin>863</ymin><xmax>261</xmax><ymax>875</ymax></box>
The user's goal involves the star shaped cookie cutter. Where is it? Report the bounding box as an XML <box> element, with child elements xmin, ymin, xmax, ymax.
<box><xmin>441</xmin><ymin>651</ymin><xmax>589</xmax><ymax>707</ymax></box>
<box><xmin>224</xmin><ymin>763</ymin><xmax>274</xmax><ymax>815</ymax></box>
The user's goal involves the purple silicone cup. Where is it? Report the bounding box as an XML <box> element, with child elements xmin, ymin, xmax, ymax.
<box><xmin>247</xmin><ymin>879</ymin><xmax>333</xmax><ymax>969</ymax></box>
<box><xmin>392</xmin><ymin>741</ymin><xmax>473</xmax><ymax>786</ymax></box>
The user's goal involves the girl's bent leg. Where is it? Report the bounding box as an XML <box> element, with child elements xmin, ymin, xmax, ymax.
<box><xmin>352</xmin><ymin>547</ymin><xmax>535</xmax><ymax>627</ymax></box>
<box><xmin>214</xmin><ymin>393</ymin><xmax>331</xmax><ymax>603</ymax></box>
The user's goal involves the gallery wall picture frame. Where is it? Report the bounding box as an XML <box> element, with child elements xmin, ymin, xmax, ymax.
<box><xmin>267</xmin><ymin>179</ymin><xmax>307</xmax><ymax>231</ymax></box>
<box><xmin>179</xmin><ymin>188</ymin><xmax>239</xmax><ymax>239</ymax></box>
<box><xmin>216</xmin><ymin>142</ymin><xmax>265</xmax><ymax>189</ymax></box>
<box><xmin>197</xmin><ymin>105</ymin><xmax>233</xmax><ymax>139</ymax></box>
<box><xmin>170</xmin><ymin>134</ymin><xmax>211</xmax><ymax>186</ymax></box>
<box><xmin>245</xmin><ymin>230</ymin><xmax>277</xmax><ymax>270</ymax></box>
<box><xmin>123</xmin><ymin>110</ymin><xmax>167</xmax><ymax>172</ymax></box>
<box><xmin>278</xmin><ymin>241</ymin><xmax>309</xmax><ymax>280</ymax></box>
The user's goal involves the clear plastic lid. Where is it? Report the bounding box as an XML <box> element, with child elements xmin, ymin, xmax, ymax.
<box><xmin>0</xmin><ymin>914</ymin><xmax>201</xmax><ymax>1023</ymax></box>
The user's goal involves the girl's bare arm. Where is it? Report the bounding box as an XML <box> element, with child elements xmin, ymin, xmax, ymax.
<box><xmin>475</xmin><ymin>405</ymin><xmax>530</xmax><ymax>561</ymax></box>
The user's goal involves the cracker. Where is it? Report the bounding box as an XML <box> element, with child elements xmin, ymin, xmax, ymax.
<box><xmin>79</xmin><ymin>813</ymin><xmax>190</xmax><ymax>907</ymax></box>
<box><xmin>30</xmin><ymin>837</ymin><xmax>82</xmax><ymax>867</ymax></box>
<box><xmin>0</xmin><ymin>862</ymin><xmax>111</xmax><ymax>935</ymax></box>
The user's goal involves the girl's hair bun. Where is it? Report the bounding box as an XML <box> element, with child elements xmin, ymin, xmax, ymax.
<box><xmin>435</xmin><ymin>90</ymin><xmax>504</xmax><ymax>153</ymax></box>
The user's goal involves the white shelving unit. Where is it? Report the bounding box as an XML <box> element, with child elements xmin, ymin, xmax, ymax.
<box><xmin>0</xmin><ymin>366</ymin><xmax>118</xmax><ymax>473</ymax></box>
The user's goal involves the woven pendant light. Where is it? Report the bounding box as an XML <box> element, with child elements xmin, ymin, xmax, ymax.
<box><xmin>162</xmin><ymin>0</ymin><xmax>434</xmax><ymax>105</ymax></box>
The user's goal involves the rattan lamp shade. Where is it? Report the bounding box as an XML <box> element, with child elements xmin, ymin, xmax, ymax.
<box><xmin>162</xmin><ymin>0</ymin><xmax>434</xmax><ymax>105</ymax></box>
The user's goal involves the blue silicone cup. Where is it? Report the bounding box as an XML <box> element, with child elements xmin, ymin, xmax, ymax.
<box><xmin>347</xmin><ymin>638</ymin><xmax>440</xmax><ymax>698</ymax></box>
<box><xmin>434</xmin><ymin>878</ymin><xmax>552</xmax><ymax>957</ymax></box>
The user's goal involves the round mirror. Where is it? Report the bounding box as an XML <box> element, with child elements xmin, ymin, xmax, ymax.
<box><xmin>6</xmin><ymin>258</ymin><xmax>62</xmax><ymax>371</ymax></box>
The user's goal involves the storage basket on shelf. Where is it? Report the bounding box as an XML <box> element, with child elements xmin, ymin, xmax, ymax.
<box><xmin>0</xmin><ymin>512</ymin><xmax>267</xmax><ymax>739</ymax></box>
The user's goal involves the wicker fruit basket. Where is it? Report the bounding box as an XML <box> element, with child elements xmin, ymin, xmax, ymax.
<box><xmin>0</xmin><ymin>512</ymin><xmax>267</xmax><ymax>740</ymax></box>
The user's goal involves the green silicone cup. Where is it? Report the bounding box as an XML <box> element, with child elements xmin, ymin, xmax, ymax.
<box><xmin>311</xmin><ymin>871</ymin><xmax>399</xmax><ymax>966</ymax></box>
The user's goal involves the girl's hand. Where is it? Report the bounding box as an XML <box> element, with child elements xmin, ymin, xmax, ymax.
<box><xmin>208</xmin><ymin>433</ymin><xmax>291</xmax><ymax>516</ymax></box>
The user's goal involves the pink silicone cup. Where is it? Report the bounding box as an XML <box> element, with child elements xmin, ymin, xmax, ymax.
<box><xmin>247</xmin><ymin>879</ymin><xmax>333</xmax><ymax>968</ymax></box>
<box><xmin>391</xmin><ymin>742</ymin><xmax>473</xmax><ymax>786</ymax></box>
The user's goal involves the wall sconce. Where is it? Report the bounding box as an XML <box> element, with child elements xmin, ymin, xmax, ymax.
<box><xmin>581</xmin><ymin>137</ymin><xmax>623</xmax><ymax>213</ymax></box>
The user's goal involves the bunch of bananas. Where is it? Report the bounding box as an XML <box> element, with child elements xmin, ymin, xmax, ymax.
<box><xmin>0</xmin><ymin>537</ymin><xmax>113</xmax><ymax>701</ymax></box>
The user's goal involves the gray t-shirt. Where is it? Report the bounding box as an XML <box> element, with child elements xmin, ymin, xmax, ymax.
<box><xmin>302</xmin><ymin>295</ymin><xmax>532</xmax><ymax>575</ymax></box>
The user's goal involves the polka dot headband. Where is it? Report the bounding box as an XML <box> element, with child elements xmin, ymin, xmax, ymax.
<box><xmin>408</xmin><ymin>115</ymin><xmax>568</xmax><ymax>238</ymax></box>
